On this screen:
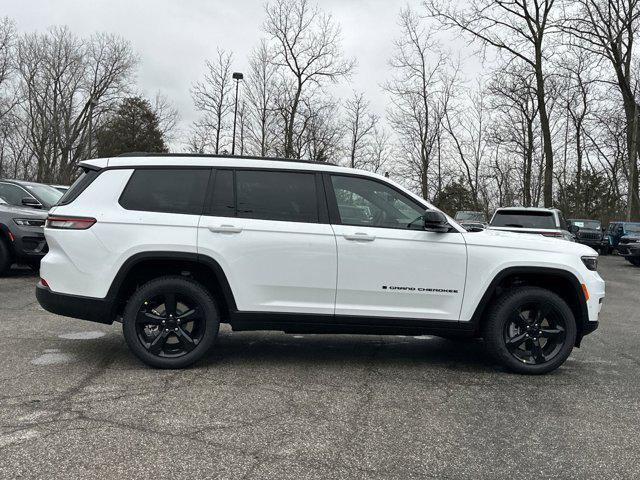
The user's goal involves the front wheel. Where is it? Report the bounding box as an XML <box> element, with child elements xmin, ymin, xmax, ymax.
<box><xmin>482</xmin><ymin>287</ymin><xmax>577</xmax><ymax>374</ymax></box>
<box><xmin>122</xmin><ymin>276</ymin><xmax>220</xmax><ymax>369</ymax></box>
<box><xmin>629</xmin><ymin>257</ymin><xmax>640</xmax><ymax>267</ymax></box>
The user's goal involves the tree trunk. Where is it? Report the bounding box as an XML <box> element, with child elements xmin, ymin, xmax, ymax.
<box><xmin>534</xmin><ymin>57</ymin><xmax>554</xmax><ymax>207</ymax></box>
<box><xmin>625</xmin><ymin>99</ymin><xmax>640</xmax><ymax>220</ymax></box>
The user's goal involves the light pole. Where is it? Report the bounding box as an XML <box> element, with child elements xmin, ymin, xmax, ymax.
<box><xmin>86</xmin><ymin>96</ymin><xmax>98</xmax><ymax>159</ymax></box>
<box><xmin>231</xmin><ymin>72</ymin><xmax>243</xmax><ymax>155</ymax></box>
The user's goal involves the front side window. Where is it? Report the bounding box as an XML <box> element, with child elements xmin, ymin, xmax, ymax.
<box><xmin>0</xmin><ymin>183</ymin><xmax>33</xmax><ymax>206</ymax></box>
<box><xmin>330</xmin><ymin>175</ymin><xmax>425</xmax><ymax>229</ymax></box>
<box><xmin>119</xmin><ymin>169</ymin><xmax>209</xmax><ymax>215</ymax></box>
<box><xmin>235</xmin><ymin>170</ymin><xmax>318</xmax><ymax>223</ymax></box>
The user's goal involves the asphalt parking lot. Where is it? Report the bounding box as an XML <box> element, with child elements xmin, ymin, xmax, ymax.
<box><xmin>1</xmin><ymin>256</ymin><xmax>639</xmax><ymax>479</ymax></box>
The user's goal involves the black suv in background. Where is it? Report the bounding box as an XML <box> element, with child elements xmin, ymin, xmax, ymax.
<box><xmin>0</xmin><ymin>179</ymin><xmax>63</xmax><ymax>210</ymax></box>
<box><xmin>0</xmin><ymin>197</ymin><xmax>48</xmax><ymax>274</ymax></box>
<box><xmin>617</xmin><ymin>234</ymin><xmax>640</xmax><ymax>266</ymax></box>
<box><xmin>568</xmin><ymin>219</ymin><xmax>605</xmax><ymax>253</ymax></box>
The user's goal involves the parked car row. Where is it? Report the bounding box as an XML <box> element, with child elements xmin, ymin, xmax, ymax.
<box><xmin>0</xmin><ymin>179</ymin><xmax>67</xmax><ymax>275</ymax></box>
<box><xmin>454</xmin><ymin>207</ymin><xmax>640</xmax><ymax>267</ymax></box>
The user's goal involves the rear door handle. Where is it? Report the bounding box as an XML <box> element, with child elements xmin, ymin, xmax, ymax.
<box><xmin>207</xmin><ymin>225</ymin><xmax>243</xmax><ymax>234</ymax></box>
<box><xmin>343</xmin><ymin>232</ymin><xmax>376</xmax><ymax>242</ymax></box>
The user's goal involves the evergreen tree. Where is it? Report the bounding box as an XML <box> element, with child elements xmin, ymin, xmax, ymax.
<box><xmin>96</xmin><ymin>96</ymin><xmax>168</xmax><ymax>157</ymax></box>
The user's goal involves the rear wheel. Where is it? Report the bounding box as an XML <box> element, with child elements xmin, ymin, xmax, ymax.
<box><xmin>122</xmin><ymin>276</ymin><xmax>220</xmax><ymax>368</ymax></box>
<box><xmin>629</xmin><ymin>257</ymin><xmax>640</xmax><ymax>267</ymax></box>
<box><xmin>482</xmin><ymin>287</ymin><xmax>577</xmax><ymax>374</ymax></box>
<box><xmin>0</xmin><ymin>239</ymin><xmax>11</xmax><ymax>276</ymax></box>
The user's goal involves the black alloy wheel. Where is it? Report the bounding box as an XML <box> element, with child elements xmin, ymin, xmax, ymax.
<box><xmin>482</xmin><ymin>287</ymin><xmax>577</xmax><ymax>374</ymax></box>
<box><xmin>503</xmin><ymin>303</ymin><xmax>566</xmax><ymax>365</ymax></box>
<box><xmin>123</xmin><ymin>276</ymin><xmax>219</xmax><ymax>368</ymax></box>
<box><xmin>135</xmin><ymin>292</ymin><xmax>205</xmax><ymax>358</ymax></box>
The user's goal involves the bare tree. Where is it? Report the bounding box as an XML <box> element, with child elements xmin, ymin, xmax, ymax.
<box><xmin>344</xmin><ymin>91</ymin><xmax>378</xmax><ymax>168</ymax></box>
<box><xmin>488</xmin><ymin>64</ymin><xmax>543</xmax><ymax>206</ymax></box>
<box><xmin>363</xmin><ymin>125</ymin><xmax>393</xmax><ymax>174</ymax></box>
<box><xmin>564</xmin><ymin>0</ymin><xmax>640</xmax><ymax>218</ymax></box>
<box><xmin>245</xmin><ymin>40</ymin><xmax>278</xmax><ymax>157</ymax></box>
<box><xmin>384</xmin><ymin>7</ymin><xmax>455</xmax><ymax>200</ymax></box>
<box><xmin>16</xmin><ymin>27</ymin><xmax>136</xmax><ymax>183</ymax></box>
<box><xmin>264</xmin><ymin>0</ymin><xmax>354</xmax><ymax>158</ymax></box>
<box><xmin>191</xmin><ymin>48</ymin><xmax>234</xmax><ymax>154</ymax></box>
<box><xmin>443</xmin><ymin>81</ymin><xmax>490</xmax><ymax>209</ymax></box>
<box><xmin>425</xmin><ymin>0</ymin><xmax>559</xmax><ymax>207</ymax></box>
<box><xmin>152</xmin><ymin>91</ymin><xmax>180</xmax><ymax>144</ymax></box>
<box><xmin>0</xmin><ymin>17</ymin><xmax>17</xmax><ymax>124</ymax></box>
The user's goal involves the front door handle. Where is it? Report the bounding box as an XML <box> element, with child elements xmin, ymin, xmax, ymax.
<box><xmin>343</xmin><ymin>232</ymin><xmax>376</xmax><ymax>242</ymax></box>
<box><xmin>207</xmin><ymin>225</ymin><xmax>243</xmax><ymax>234</ymax></box>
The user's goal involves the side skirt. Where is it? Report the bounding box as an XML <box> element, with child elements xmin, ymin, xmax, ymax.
<box><xmin>229</xmin><ymin>312</ymin><xmax>477</xmax><ymax>337</ymax></box>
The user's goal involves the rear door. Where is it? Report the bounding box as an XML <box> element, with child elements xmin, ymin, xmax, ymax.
<box><xmin>197</xmin><ymin>168</ymin><xmax>337</xmax><ymax>315</ymax></box>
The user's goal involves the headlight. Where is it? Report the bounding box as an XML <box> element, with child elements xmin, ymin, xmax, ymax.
<box><xmin>13</xmin><ymin>218</ymin><xmax>45</xmax><ymax>227</ymax></box>
<box><xmin>581</xmin><ymin>256</ymin><xmax>598</xmax><ymax>271</ymax></box>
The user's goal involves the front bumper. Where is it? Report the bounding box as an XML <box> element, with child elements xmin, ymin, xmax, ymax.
<box><xmin>10</xmin><ymin>225</ymin><xmax>48</xmax><ymax>262</ymax></box>
<box><xmin>618</xmin><ymin>244</ymin><xmax>640</xmax><ymax>257</ymax></box>
<box><xmin>576</xmin><ymin>238</ymin><xmax>603</xmax><ymax>248</ymax></box>
<box><xmin>36</xmin><ymin>283</ymin><xmax>114</xmax><ymax>324</ymax></box>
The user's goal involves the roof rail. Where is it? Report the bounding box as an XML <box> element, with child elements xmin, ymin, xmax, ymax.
<box><xmin>116</xmin><ymin>152</ymin><xmax>336</xmax><ymax>166</ymax></box>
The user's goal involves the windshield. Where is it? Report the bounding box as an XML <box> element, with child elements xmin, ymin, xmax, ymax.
<box><xmin>491</xmin><ymin>210</ymin><xmax>557</xmax><ymax>229</ymax></box>
<box><xmin>22</xmin><ymin>183</ymin><xmax>63</xmax><ymax>208</ymax></box>
<box><xmin>570</xmin><ymin>219</ymin><xmax>601</xmax><ymax>230</ymax></box>
<box><xmin>455</xmin><ymin>211</ymin><xmax>484</xmax><ymax>221</ymax></box>
<box><xmin>626</xmin><ymin>223</ymin><xmax>640</xmax><ymax>233</ymax></box>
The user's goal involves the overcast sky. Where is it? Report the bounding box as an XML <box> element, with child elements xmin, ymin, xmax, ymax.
<box><xmin>6</xmin><ymin>0</ymin><xmax>479</xmax><ymax>147</ymax></box>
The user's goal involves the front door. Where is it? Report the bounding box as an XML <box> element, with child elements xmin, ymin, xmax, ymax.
<box><xmin>326</xmin><ymin>174</ymin><xmax>467</xmax><ymax>321</ymax></box>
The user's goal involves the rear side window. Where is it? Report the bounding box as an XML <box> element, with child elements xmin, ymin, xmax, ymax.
<box><xmin>491</xmin><ymin>210</ymin><xmax>557</xmax><ymax>229</ymax></box>
<box><xmin>57</xmin><ymin>169</ymin><xmax>100</xmax><ymax>206</ymax></box>
<box><xmin>235</xmin><ymin>170</ymin><xmax>318</xmax><ymax>223</ymax></box>
<box><xmin>119</xmin><ymin>169</ymin><xmax>209</xmax><ymax>215</ymax></box>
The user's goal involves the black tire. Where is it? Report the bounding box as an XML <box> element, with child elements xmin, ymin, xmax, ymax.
<box><xmin>629</xmin><ymin>257</ymin><xmax>640</xmax><ymax>267</ymax></box>
<box><xmin>482</xmin><ymin>287</ymin><xmax>577</xmax><ymax>375</ymax></box>
<box><xmin>0</xmin><ymin>239</ymin><xmax>11</xmax><ymax>276</ymax></box>
<box><xmin>122</xmin><ymin>276</ymin><xmax>220</xmax><ymax>369</ymax></box>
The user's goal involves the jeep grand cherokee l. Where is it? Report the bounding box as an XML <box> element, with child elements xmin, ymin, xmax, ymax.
<box><xmin>36</xmin><ymin>154</ymin><xmax>605</xmax><ymax>374</ymax></box>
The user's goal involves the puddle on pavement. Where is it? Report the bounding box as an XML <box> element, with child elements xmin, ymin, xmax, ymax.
<box><xmin>58</xmin><ymin>331</ymin><xmax>105</xmax><ymax>340</ymax></box>
<box><xmin>31</xmin><ymin>349</ymin><xmax>74</xmax><ymax>365</ymax></box>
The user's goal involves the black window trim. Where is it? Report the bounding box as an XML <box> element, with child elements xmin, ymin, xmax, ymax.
<box><xmin>118</xmin><ymin>167</ymin><xmax>213</xmax><ymax>216</ymax></box>
<box><xmin>322</xmin><ymin>172</ymin><xmax>433</xmax><ymax>231</ymax></box>
<box><xmin>204</xmin><ymin>167</ymin><xmax>327</xmax><ymax>225</ymax></box>
<box><xmin>57</xmin><ymin>168</ymin><xmax>103</xmax><ymax>206</ymax></box>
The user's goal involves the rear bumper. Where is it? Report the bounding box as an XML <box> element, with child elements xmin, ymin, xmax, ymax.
<box><xmin>36</xmin><ymin>283</ymin><xmax>114</xmax><ymax>324</ymax></box>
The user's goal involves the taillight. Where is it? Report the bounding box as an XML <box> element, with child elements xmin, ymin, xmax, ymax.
<box><xmin>541</xmin><ymin>232</ymin><xmax>562</xmax><ymax>238</ymax></box>
<box><xmin>46</xmin><ymin>216</ymin><xmax>96</xmax><ymax>230</ymax></box>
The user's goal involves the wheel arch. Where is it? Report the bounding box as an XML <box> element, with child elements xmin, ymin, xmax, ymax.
<box><xmin>471</xmin><ymin>266</ymin><xmax>589</xmax><ymax>346</ymax></box>
<box><xmin>107</xmin><ymin>251</ymin><xmax>237</xmax><ymax>321</ymax></box>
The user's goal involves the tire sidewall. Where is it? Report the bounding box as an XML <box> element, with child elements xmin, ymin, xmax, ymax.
<box><xmin>485</xmin><ymin>287</ymin><xmax>577</xmax><ymax>375</ymax></box>
<box><xmin>122</xmin><ymin>276</ymin><xmax>220</xmax><ymax>369</ymax></box>
<box><xmin>0</xmin><ymin>239</ymin><xmax>11</xmax><ymax>275</ymax></box>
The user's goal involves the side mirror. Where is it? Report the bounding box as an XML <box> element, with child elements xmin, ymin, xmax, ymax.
<box><xmin>568</xmin><ymin>224</ymin><xmax>579</xmax><ymax>234</ymax></box>
<box><xmin>21</xmin><ymin>197</ymin><xmax>42</xmax><ymax>209</ymax></box>
<box><xmin>423</xmin><ymin>210</ymin><xmax>450</xmax><ymax>233</ymax></box>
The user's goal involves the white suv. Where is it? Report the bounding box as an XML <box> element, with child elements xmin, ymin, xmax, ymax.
<box><xmin>36</xmin><ymin>154</ymin><xmax>605</xmax><ymax>374</ymax></box>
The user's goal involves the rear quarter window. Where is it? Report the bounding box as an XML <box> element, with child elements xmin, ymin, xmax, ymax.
<box><xmin>119</xmin><ymin>168</ymin><xmax>210</xmax><ymax>215</ymax></box>
<box><xmin>57</xmin><ymin>169</ymin><xmax>100</xmax><ymax>206</ymax></box>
